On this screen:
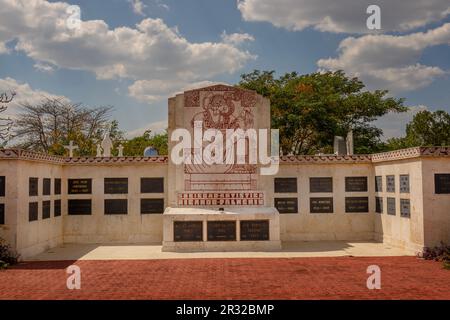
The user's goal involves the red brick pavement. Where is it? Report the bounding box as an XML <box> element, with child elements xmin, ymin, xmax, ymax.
<box><xmin>0</xmin><ymin>256</ymin><xmax>449</xmax><ymax>300</ymax></box>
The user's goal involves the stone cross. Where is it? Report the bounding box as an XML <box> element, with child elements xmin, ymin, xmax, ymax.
<box><xmin>96</xmin><ymin>144</ymin><xmax>102</xmax><ymax>157</ymax></box>
<box><xmin>64</xmin><ymin>140</ymin><xmax>78</xmax><ymax>158</ymax></box>
<box><xmin>117</xmin><ymin>144</ymin><xmax>124</xmax><ymax>157</ymax></box>
<box><xmin>101</xmin><ymin>132</ymin><xmax>113</xmax><ymax>157</ymax></box>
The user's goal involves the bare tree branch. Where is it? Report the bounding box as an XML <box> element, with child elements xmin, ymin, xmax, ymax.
<box><xmin>11</xmin><ymin>98</ymin><xmax>113</xmax><ymax>155</ymax></box>
<box><xmin>0</xmin><ymin>91</ymin><xmax>15</xmax><ymax>144</ymax></box>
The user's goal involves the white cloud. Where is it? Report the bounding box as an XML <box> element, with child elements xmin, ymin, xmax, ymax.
<box><xmin>374</xmin><ymin>105</ymin><xmax>428</xmax><ymax>139</ymax></box>
<box><xmin>0</xmin><ymin>77</ymin><xmax>69</xmax><ymax>115</ymax></box>
<box><xmin>126</xmin><ymin>119</ymin><xmax>167</xmax><ymax>138</ymax></box>
<box><xmin>128</xmin><ymin>0</ymin><xmax>146</xmax><ymax>16</ymax></box>
<box><xmin>0</xmin><ymin>42</ymin><xmax>9</xmax><ymax>54</ymax></box>
<box><xmin>158</xmin><ymin>3</ymin><xmax>170</xmax><ymax>11</ymax></box>
<box><xmin>238</xmin><ymin>0</ymin><xmax>450</xmax><ymax>33</ymax></box>
<box><xmin>33</xmin><ymin>62</ymin><xmax>55</xmax><ymax>73</ymax></box>
<box><xmin>128</xmin><ymin>80</ymin><xmax>226</xmax><ymax>103</ymax></box>
<box><xmin>221</xmin><ymin>31</ymin><xmax>255</xmax><ymax>45</ymax></box>
<box><xmin>317</xmin><ymin>23</ymin><xmax>450</xmax><ymax>92</ymax></box>
<box><xmin>128</xmin><ymin>79</ymin><xmax>173</xmax><ymax>103</ymax></box>
<box><xmin>0</xmin><ymin>0</ymin><xmax>255</xmax><ymax>105</ymax></box>
<box><xmin>180</xmin><ymin>81</ymin><xmax>228</xmax><ymax>92</ymax></box>
<box><xmin>155</xmin><ymin>0</ymin><xmax>169</xmax><ymax>11</ymax></box>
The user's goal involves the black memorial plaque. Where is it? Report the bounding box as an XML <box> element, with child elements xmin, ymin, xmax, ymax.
<box><xmin>0</xmin><ymin>176</ymin><xmax>5</xmax><ymax>197</ymax></box>
<box><xmin>54</xmin><ymin>178</ymin><xmax>61</xmax><ymax>195</ymax></box>
<box><xmin>275</xmin><ymin>198</ymin><xmax>298</xmax><ymax>214</ymax></box>
<box><xmin>274</xmin><ymin>178</ymin><xmax>297</xmax><ymax>193</ymax></box>
<box><xmin>400</xmin><ymin>199</ymin><xmax>410</xmax><ymax>217</ymax></box>
<box><xmin>105</xmin><ymin>199</ymin><xmax>128</xmax><ymax>215</ymax></box>
<box><xmin>345</xmin><ymin>177</ymin><xmax>368</xmax><ymax>192</ymax></box>
<box><xmin>29</xmin><ymin>202</ymin><xmax>38</xmax><ymax>221</ymax></box>
<box><xmin>387</xmin><ymin>197</ymin><xmax>396</xmax><ymax>215</ymax></box>
<box><xmin>375</xmin><ymin>176</ymin><xmax>382</xmax><ymax>192</ymax></box>
<box><xmin>68</xmin><ymin>199</ymin><xmax>92</xmax><ymax>215</ymax></box>
<box><xmin>43</xmin><ymin>178</ymin><xmax>51</xmax><ymax>196</ymax></box>
<box><xmin>104</xmin><ymin>178</ymin><xmax>128</xmax><ymax>194</ymax></box>
<box><xmin>375</xmin><ymin>197</ymin><xmax>383</xmax><ymax>214</ymax></box>
<box><xmin>207</xmin><ymin>221</ymin><xmax>236</xmax><ymax>241</ymax></box>
<box><xmin>386</xmin><ymin>175</ymin><xmax>395</xmax><ymax>193</ymax></box>
<box><xmin>42</xmin><ymin>200</ymin><xmax>50</xmax><ymax>219</ymax></box>
<box><xmin>400</xmin><ymin>175</ymin><xmax>410</xmax><ymax>193</ymax></box>
<box><xmin>54</xmin><ymin>199</ymin><xmax>61</xmax><ymax>217</ymax></box>
<box><xmin>140</xmin><ymin>198</ymin><xmax>164</xmax><ymax>214</ymax></box>
<box><xmin>29</xmin><ymin>177</ymin><xmax>38</xmax><ymax>196</ymax></box>
<box><xmin>435</xmin><ymin>174</ymin><xmax>450</xmax><ymax>194</ymax></box>
<box><xmin>310</xmin><ymin>177</ymin><xmax>333</xmax><ymax>193</ymax></box>
<box><xmin>68</xmin><ymin>179</ymin><xmax>92</xmax><ymax>194</ymax></box>
<box><xmin>345</xmin><ymin>197</ymin><xmax>369</xmax><ymax>213</ymax></box>
<box><xmin>310</xmin><ymin>197</ymin><xmax>333</xmax><ymax>213</ymax></box>
<box><xmin>0</xmin><ymin>203</ymin><xmax>4</xmax><ymax>224</ymax></box>
<box><xmin>240</xmin><ymin>220</ymin><xmax>269</xmax><ymax>241</ymax></box>
<box><xmin>174</xmin><ymin>221</ymin><xmax>203</xmax><ymax>242</ymax></box>
<box><xmin>141</xmin><ymin>178</ymin><xmax>164</xmax><ymax>193</ymax></box>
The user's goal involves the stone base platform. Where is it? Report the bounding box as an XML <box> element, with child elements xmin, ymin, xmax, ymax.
<box><xmin>162</xmin><ymin>207</ymin><xmax>281</xmax><ymax>252</ymax></box>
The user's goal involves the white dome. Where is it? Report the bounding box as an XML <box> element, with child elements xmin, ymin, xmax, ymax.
<box><xmin>143</xmin><ymin>146</ymin><xmax>158</xmax><ymax>157</ymax></box>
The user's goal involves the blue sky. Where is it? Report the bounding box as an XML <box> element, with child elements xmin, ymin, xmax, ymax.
<box><xmin>1</xmin><ymin>0</ymin><xmax>449</xmax><ymax>139</ymax></box>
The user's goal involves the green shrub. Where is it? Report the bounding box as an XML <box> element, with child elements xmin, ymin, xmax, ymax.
<box><xmin>0</xmin><ymin>238</ymin><xmax>19</xmax><ymax>269</ymax></box>
<box><xmin>444</xmin><ymin>261</ymin><xmax>450</xmax><ymax>270</ymax></box>
<box><xmin>419</xmin><ymin>242</ymin><xmax>450</xmax><ymax>270</ymax></box>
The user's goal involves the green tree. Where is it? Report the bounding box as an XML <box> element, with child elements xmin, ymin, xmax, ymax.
<box><xmin>123</xmin><ymin>130</ymin><xmax>168</xmax><ymax>156</ymax></box>
<box><xmin>108</xmin><ymin>119</ymin><xmax>126</xmax><ymax>156</ymax></box>
<box><xmin>238</xmin><ymin>70</ymin><xmax>407</xmax><ymax>155</ymax></box>
<box><xmin>386</xmin><ymin>110</ymin><xmax>450</xmax><ymax>149</ymax></box>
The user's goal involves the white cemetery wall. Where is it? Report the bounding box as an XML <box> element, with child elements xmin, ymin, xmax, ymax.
<box><xmin>2</xmin><ymin>146</ymin><xmax>450</xmax><ymax>258</ymax></box>
<box><xmin>13</xmin><ymin>160</ymin><xmax>64</xmax><ymax>259</ymax></box>
<box><xmin>63</xmin><ymin>163</ymin><xmax>167</xmax><ymax>244</ymax></box>
<box><xmin>421</xmin><ymin>158</ymin><xmax>450</xmax><ymax>248</ymax></box>
<box><xmin>0</xmin><ymin>160</ymin><xmax>20</xmax><ymax>250</ymax></box>
<box><xmin>264</xmin><ymin>162</ymin><xmax>375</xmax><ymax>241</ymax></box>
<box><xmin>373</xmin><ymin>159</ymin><xmax>425</xmax><ymax>253</ymax></box>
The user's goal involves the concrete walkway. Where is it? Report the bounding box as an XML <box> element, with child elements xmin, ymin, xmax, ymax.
<box><xmin>28</xmin><ymin>241</ymin><xmax>411</xmax><ymax>261</ymax></box>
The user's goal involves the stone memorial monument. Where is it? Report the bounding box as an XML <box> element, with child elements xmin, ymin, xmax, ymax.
<box><xmin>118</xmin><ymin>144</ymin><xmax>124</xmax><ymax>157</ymax></box>
<box><xmin>96</xmin><ymin>144</ymin><xmax>102</xmax><ymax>157</ymax></box>
<box><xmin>101</xmin><ymin>132</ymin><xmax>113</xmax><ymax>157</ymax></box>
<box><xmin>163</xmin><ymin>84</ymin><xmax>281</xmax><ymax>251</ymax></box>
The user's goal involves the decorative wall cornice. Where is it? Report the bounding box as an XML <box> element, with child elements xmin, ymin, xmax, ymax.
<box><xmin>0</xmin><ymin>149</ymin><xmax>66</xmax><ymax>163</ymax></box>
<box><xmin>418</xmin><ymin>146</ymin><xmax>450</xmax><ymax>156</ymax></box>
<box><xmin>280</xmin><ymin>147</ymin><xmax>450</xmax><ymax>164</ymax></box>
<box><xmin>1</xmin><ymin>147</ymin><xmax>450</xmax><ymax>165</ymax></box>
<box><xmin>0</xmin><ymin>149</ymin><xmax>168</xmax><ymax>165</ymax></box>
<box><xmin>371</xmin><ymin>147</ymin><xmax>450</xmax><ymax>163</ymax></box>
<box><xmin>65</xmin><ymin>156</ymin><xmax>168</xmax><ymax>165</ymax></box>
<box><xmin>279</xmin><ymin>154</ymin><xmax>373</xmax><ymax>164</ymax></box>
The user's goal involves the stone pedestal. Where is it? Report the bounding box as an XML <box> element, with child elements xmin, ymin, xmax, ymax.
<box><xmin>162</xmin><ymin>207</ymin><xmax>281</xmax><ymax>252</ymax></box>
